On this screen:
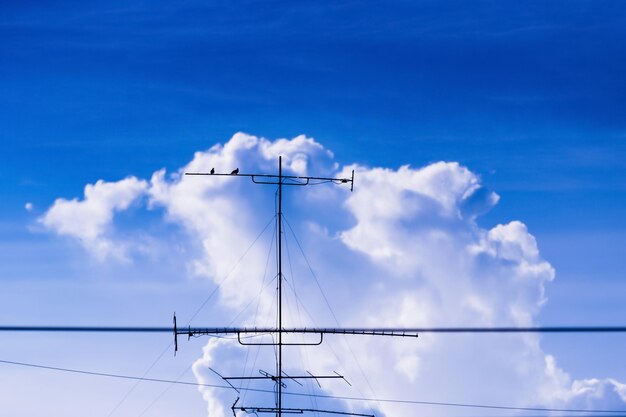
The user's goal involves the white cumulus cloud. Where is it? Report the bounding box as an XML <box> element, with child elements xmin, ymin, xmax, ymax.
<box><xmin>38</xmin><ymin>133</ymin><xmax>626</xmax><ymax>417</ymax></box>
<box><xmin>148</xmin><ymin>132</ymin><xmax>336</xmax><ymax>309</ymax></box>
<box><xmin>39</xmin><ymin>176</ymin><xmax>148</xmax><ymax>260</ymax></box>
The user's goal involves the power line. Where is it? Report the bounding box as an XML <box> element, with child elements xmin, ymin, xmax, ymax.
<box><xmin>2</xmin><ymin>325</ymin><xmax>626</xmax><ymax>333</ymax></box>
<box><xmin>0</xmin><ymin>358</ymin><xmax>228</xmax><ymax>388</ymax></box>
<box><xmin>2</xmin><ymin>358</ymin><xmax>626</xmax><ymax>415</ymax></box>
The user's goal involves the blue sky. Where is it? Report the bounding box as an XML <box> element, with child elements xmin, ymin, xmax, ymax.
<box><xmin>1</xmin><ymin>2</ymin><xmax>626</xmax><ymax>416</ymax></box>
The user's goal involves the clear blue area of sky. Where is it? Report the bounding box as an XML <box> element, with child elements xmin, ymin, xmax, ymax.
<box><xmin>1</xmin><ymin>0</ymin><xmax>626</xmax><ymax>395</ymax></box>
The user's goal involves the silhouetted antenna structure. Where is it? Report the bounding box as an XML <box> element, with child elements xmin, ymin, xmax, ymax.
<box><xmin>185</xmin><ymin>164</ymin><xmax>356</xmax><ymax>191</ymax></box>
<box><xmin>179</xmin><ymin>157</ymin><xmax>400</xmax><ymax>417</ymax></box>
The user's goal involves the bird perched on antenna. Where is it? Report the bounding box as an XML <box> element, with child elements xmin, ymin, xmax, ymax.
<box><xmin>231</xmin><ymin>168</ymin><xmax>239</xmax><ymax>175</ymax></box>
<box><xmin>210</xmin><ymin>168</ymin><xmax>215</xmax><ymax>175</ymax></box>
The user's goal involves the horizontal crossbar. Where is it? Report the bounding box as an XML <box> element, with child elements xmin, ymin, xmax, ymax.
<box><xmin>178</xmin><ymin>327</ymin><xmax>419</xmax><ymax>339</ymax></box>
<box><xmin>185</xmin><ymin>172</ymin><xmax>351</xmax><ymax>182</ymax></box>
<box><xmin>233</xmin><ymin>406</ymin><xmax>374</xmax><ymax>417</ymax></box>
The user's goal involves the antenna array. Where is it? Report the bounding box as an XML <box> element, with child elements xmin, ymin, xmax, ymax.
<box><xmin>177</xmin><ymin>157</ymin><xmax>419</xmax><ymax>417</ymax></box>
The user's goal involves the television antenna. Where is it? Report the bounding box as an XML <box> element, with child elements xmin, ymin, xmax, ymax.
<box><xmin>176</xmin><ymin>156</ymin><xmax>419</xmax><ymax>417</ymax></box>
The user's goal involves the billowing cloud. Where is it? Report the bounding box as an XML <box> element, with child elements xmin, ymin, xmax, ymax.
<box><xmin>38</xmin><ymin>133</ymin><xmax>626</xmax><ymax>416</ymax></box>
<box><xmin>340</xmin><ymin>162</ymin><xmax>501</xmax><ymax>273</ymax></box>
<box><xmin>39</xmin><ymin>176</ymin><xmax>148</xmax><ymax>260</ymax></box>
<box><xmin>148</xmin><ymin>132</ymin><xmax>336</xmax><ymax>308</ymax></box>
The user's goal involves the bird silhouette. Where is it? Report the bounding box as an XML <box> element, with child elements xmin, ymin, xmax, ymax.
<box><xmin>210</xmin><ymin>168</ymin><xmax>215</xmax><ymax>174</ymax></box>
<box><xmin>231</xmin><ymin>168</ymin><xmax>239</xmax><ymax>175</ymax></box>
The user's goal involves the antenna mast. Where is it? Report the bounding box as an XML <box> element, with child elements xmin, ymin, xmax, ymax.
<box><xmin>178</xmin><ymin>157</ymin><xmax>416</xmax><ymax>417</ymax></box>
<box><xmin>278</xmin><ymin>156</ymin><xmax>283</xmax><ymax>417</ymax></box>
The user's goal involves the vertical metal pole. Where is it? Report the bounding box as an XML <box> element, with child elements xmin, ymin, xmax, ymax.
<box><xmin>277</xmin><ymin>156</ymin><xmax>283</xmax><ymax>417</ymax></box>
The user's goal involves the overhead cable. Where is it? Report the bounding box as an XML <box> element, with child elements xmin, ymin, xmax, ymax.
<box><xmin>2</xmin><ymin>358</ymin><xmax>626</xmax><ymax>415</ymax></box>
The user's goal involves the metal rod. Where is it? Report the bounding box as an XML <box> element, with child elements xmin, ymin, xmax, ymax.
<box><xmin>185</xmin><ymin>172</ymin><xmax>352</xmax><ymax>183</ymax></box>
<box><xmin>232</xmin><ymin>407</ymin><xmax>374</xmax><ymax>417</ymax></box>
<box><xmin>237</xmin><ymin>331</ymin><xmax>323</xmax><ymax>346</ymax></box>
<box><xmin>223</xmin><ymin>376</ymin><xmax>345</xmax><ymax>380</ymax></box>
<box><xmin>278</xmin><ymin>155</ymin><xmax>283</xmax><ymax>417</ymax></box>
<box><xmin>307</xmin><ymin>370</ymin><xmax>322</xmax><ymax>388</ymax></box>
<box><xmin>173</xmin><ymin>314</ymin><xmax>178</xmax><ymax>354</ymax></box>
<box><xmin>210</xmin><ymin>367</ymin><xmax>240</xmax><ymax>393</ymax></box>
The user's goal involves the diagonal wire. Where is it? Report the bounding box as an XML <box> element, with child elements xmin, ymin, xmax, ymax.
<box><xmin>283</xmin><ymin>227</ymin><xmax>321</xmax><ymax>417</ymax></box>
<box><xmin>137</xmin><ymin>223</ymin><xmax>279</xmax><ymax>416</ymax></box>
<box><xmin>283</xmin><ymin>214</ymin><xmax>380</xmax><ymax>415</ymax></box>
<box><xmin>240</xmin><ymin>221</ymin><xmax>277</xmax><ymax>398</ymax></box>
<box><xmin>187</xmin><ymin>214</ymin><xmax>277</xmax><ymax>325</ymax></box>
<box><xmin>283</xmin><ymin>277</ymin><xmax>375</xmax><ymax>410</ymax></box>
<box><xmin>105</xmin><ymin>214</ymin><xmax>276</xmax><ymax>417</ymax></box>
<box><xmin>4</xmin><ymin>358</ymin><xmax>626</xmax><ymax>414</ymax></box>
<box><xmin>137</xmin><ymin>366</ymin><xmax>191</xmax><ymax>417</ymax></box>
<box><xmin>105</xmin><ymin>342</ymin><xmax>173</xmax><ymax>417</ymax></box>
